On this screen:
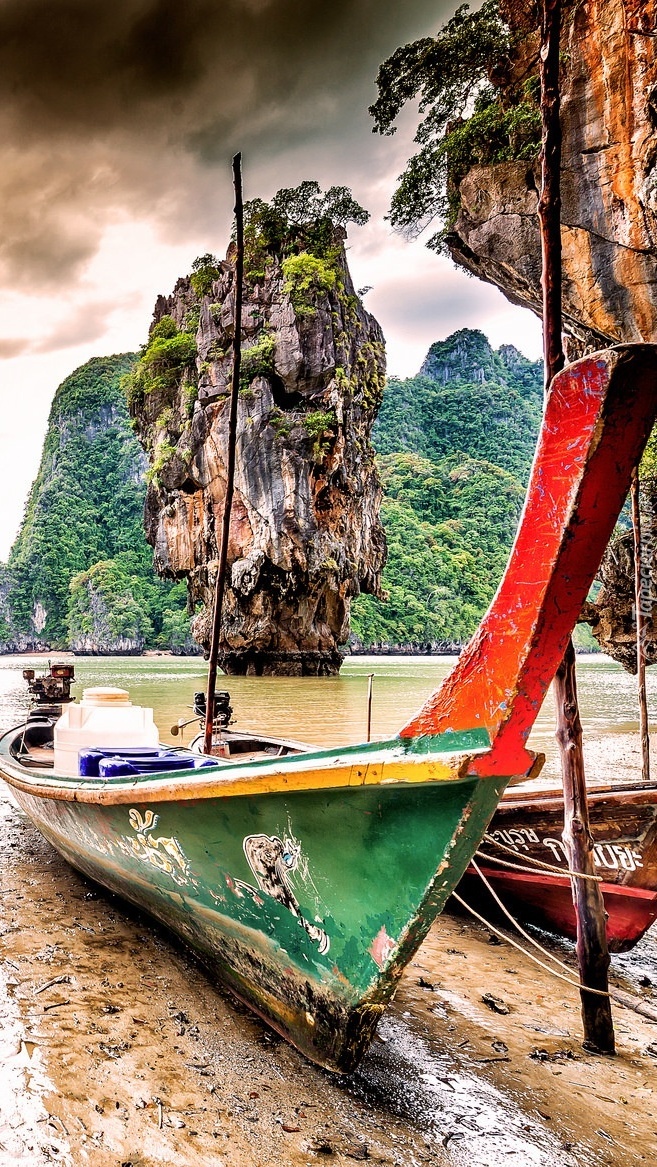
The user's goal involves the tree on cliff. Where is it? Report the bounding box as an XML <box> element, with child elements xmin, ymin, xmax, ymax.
<box><xmin>241</xmin><ymin>180</ymin><xmax>369</xmax><ymax>283</ymax></box>
<box><xmin>369</xmin><ymin>1</ymin><xmax>540</xmax><ymax>250</ymax></box>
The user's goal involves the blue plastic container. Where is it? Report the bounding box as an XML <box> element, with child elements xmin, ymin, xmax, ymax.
<box><xmin>79</xmin><ymin>745</ymin><xmax>218</xmax><ymax>778</ymax></box>
<box><xmin>78</xmin><ymin>747</ymin><xmax>160</xmax><ymax>777</ymax></box>
<box><xmin>98</xmin><ymin>754</ymin><xmax>193</xmax><ymax>778</ymax></box>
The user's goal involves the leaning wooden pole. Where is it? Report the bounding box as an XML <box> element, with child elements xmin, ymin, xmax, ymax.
<box><xmin>538</xmin><ymin>0</ymin><xmax>564</xmax><ymax>391</ymax></box>
<box><xmin>631</xmin><ymin>468</ymin><xmax>650</xmax><ymax>783</ymax></box>
<box><xmin>204</xmin><ymin>152</ymin><xmax>244</xmax><ymax>756</ymax></box>
<box><xmin>555</xmin><ymin>642</ymin><xmax>615</xmax><ymax>1051</ymax></box>
<box><xmin>539</xmin><ymin>0</ymin><xmax>615</xmax><ymax>1051</ymax></box>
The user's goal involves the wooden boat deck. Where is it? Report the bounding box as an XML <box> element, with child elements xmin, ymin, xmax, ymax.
<box><xmin>18</xmin><ymin>745</ymin><xmax>54</xmax><ymax>766</ymax></box>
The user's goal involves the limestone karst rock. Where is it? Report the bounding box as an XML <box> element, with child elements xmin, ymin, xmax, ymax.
<box><xmin>129</xmin><ymin>231</ymin><xmax>386</xmax><ymax>676</ymax></box>
<box><xmin>581</xmin><ymin>478</ymin><xmax>657</xmax><ymax>673</ymax></box>
<box><xmin>448</xmin><ymin>0</ymin><xmax>657</xmax><ymax>353</ymax></box>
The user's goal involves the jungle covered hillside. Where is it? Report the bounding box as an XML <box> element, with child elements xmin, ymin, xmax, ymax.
<box><xmin>0</xmin><ymin>355</ymin><xmax>191</xmax><ymax>655</ymax></box>
<box><xmin>351</xmin><ymin>328</ymin><xmax>543</xmax><ymax>649</ymax></box>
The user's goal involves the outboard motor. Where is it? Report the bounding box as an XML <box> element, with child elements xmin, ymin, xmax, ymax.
<box><xmin>23</xmin><ymin>663</ymin><xmax>75</xmax><ymax>705</ymax></box>
<box><xmin>193</xmin><ymin>690</ymin><xmax>233</xmax><ymax>728</ymax></box>
<box><xmin>214</xmin><ymin>691</ymin><xmax>233</xmax><ymax>729</ymax></box>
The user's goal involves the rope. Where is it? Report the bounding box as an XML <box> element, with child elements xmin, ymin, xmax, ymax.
<box><xmin>483</xmin><ymin>833</ymin><xmax>603</xmax><ymax>881</ymax></box>
<box><xmin>458</xmin><ymin>862</ymin><xmax>657</xmax><ymax>1021</ymax></box>
<box><xmin>453</xmin><ymin>860</ymin><xmax>610</xmax><ymax>998</ymax></box>
<box><xmin>470</xmin><ymin>859</ymin><xmax>591</xmax><ymax>979</ymax></box>
<box><xmin>451</xmin><ymin>891</ymin><xmax>609</xmax><ymax>997</ymax></box>
<box><xmin>476</xmin><ymin>848</ymin><xmax>602</xmax><ymax>883</ymax></box>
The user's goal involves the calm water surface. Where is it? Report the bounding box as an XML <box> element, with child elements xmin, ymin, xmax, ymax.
<box><xmin>0</xmin><ymin>652</ymin><xmax>654</xmax><ymax>778</ymax></box>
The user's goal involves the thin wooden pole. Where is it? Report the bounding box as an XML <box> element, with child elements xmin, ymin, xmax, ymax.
<box><xmin>556</xmin><ymin>641</ymin><xmax>615</xmax><ymax>1051</ymax></box>
<box><xmin>538</xmin><ymin>0</ymin><xmax>564</xmax><ymax>389</ymax></box>
<box><xmin>204</xmin><ymin>153</ymin><xmax>244</xmax><ymax>756</ymax></box>
<box><xmin>366</xmin><ymin>674</ymin><xmax>374</xmax><ymax>742</ymax></box>
<box><xmin>539</xmin><ymin>0</ymin><xmax>615</xmax><ymax>1051</ymax></box>
<box><xmin>631</xmin><ymin>468</ymin><xmax>650</xmax><ymax>783</ymax></box>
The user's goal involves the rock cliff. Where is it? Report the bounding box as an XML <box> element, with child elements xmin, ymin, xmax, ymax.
<box><xmin>448</xmin><ymin>0</ymin><xmax>657</xmax><ymax>352</ymax></box>
<box><xmin>129</xmin><ymin>229</ymin><xmax>386</xmax><ymax>675</ymax></box>
<box><xmin>443</xmin><ymin>0</ymin><xmax>657</xmax><ymax>667</ymax></box>
<box><xmin>581</xmin><ymin>479</ymin><xmax>657</xmax><ymax>673</ymax></box>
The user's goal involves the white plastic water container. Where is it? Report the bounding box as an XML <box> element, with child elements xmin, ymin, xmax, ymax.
<box><xmin>54</xmin><ymin>687</ymin><xmax>160</xmax><ymax>777</ymax></box>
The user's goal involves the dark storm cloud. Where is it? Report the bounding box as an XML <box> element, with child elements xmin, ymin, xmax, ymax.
<box><xmin>0</xmin><ymin>0</ymin><xmax>436</xmax><ymax>135</ymax></box>
<box><xmin>0</xmin><ymin>0</ymin><xmax>452</xmax><ymax>288</ymax></box>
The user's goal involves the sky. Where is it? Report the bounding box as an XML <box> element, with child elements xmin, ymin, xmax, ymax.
<box><xmin>0</xmin><ymin>0</ymin><xmax>542</xmax><ymax>559</ymax></box>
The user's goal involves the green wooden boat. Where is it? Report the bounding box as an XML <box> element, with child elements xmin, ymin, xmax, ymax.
<box><xmin>1</xmin><ymin>345</ymin><xmax>656</xmax><ymax>1073</ymax></box>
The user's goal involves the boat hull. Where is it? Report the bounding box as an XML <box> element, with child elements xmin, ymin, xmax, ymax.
<box><xmin>459</xmin><ymin>782</ymin><xmax>657</xmax><ymax>951</ymax></box>
<box><xmin>4</xmin><ymin>733</ymin><xmax>507</xmax><ymax>1072</ymax></box>
<box><xmin>458</xmin><ymin>867</ymin><xmax>657</xmax><ymax>952</ymax></box>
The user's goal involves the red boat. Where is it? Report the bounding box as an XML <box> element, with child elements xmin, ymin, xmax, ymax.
<box><xmin>458</xmin><ymin>779</ymin><xmax>657</xmax><ymax>952</ymax></box>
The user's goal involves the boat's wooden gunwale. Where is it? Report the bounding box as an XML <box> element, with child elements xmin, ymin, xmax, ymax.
<box><xmin>465</xmin><ymin>772</ymin><xmax>657</xmax><ymax>949</ymax></box>
<box><xmin>458</xmin><ymin>865</ymin><xmax>657</xmax><ymax>952</ymax></box>
<box><xmin>0</xmin><ymin>725</ymin><xmax>499</xmax><ymax>805</ymax></box>
<box><xmin>501</xmin><ymin>782</ymin><xmax>657</xmax><ymax>809</ymax></box>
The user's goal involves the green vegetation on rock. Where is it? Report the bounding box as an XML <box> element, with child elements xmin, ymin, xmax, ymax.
<box><xmin>242</xmin><ymin>180</ymin><xmax>369</xmax><ymax>285</ymax></box>
<box><xmin>190</xmin><ymin>253</ymin><xmax>221</xmax><ymax>298</ymax></box>
<box><xmin>240</xmin><ymin>332</ymin><xmax>276</xmax><ymax>388</ymax></box>
<box><xmin>374</xmin><ymin>330</ymin><xmax>543</xmax><ymax>481</ymax></box>
<box><xmin>123</xmin><ymin>316</ymin><xmax>197</xmax><ymax>410</ymax></box>
<box><xmin>369</xmin><ymin>1</ymin><xmax>541</xmax><ymax>249</ymax></box>
<box><xmin>68</xmin><ymin>555</ymin><xmax>155</xmax><ymax>648</ymax></box>
<box><xmin>1</xmin><ymin>355</ymin><xmax>194</xmax><ymax>652</ymax></box>
<box><xmin>282</xmin><ymin>253</ymin><xmax>338</xmax><ymax>317</ymax></box>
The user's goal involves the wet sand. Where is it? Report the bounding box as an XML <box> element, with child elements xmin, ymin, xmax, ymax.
<box><xmin>1</xmin><ymin>783</ymin><xmax>656</xmax><ymax>1167</ymax></box>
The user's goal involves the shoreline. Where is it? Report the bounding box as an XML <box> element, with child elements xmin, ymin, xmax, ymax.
<box><xmin>0</xmin><ymin>646</ymin><xmax>604</xmax><ymax>662</ymax></box>
<box><xmin>0</xmin><ymin>655</ymin><xmax>655</xmax><ymax>1162</ymax></box>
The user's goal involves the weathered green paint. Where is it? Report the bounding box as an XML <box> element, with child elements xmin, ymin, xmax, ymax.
<box><xmin>11</xmin><ymin>765</ymin><xmax>504</xmax><ymax>1071</ymax></box>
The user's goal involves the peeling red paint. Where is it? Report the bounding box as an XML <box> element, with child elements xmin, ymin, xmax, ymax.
<box><xmin>368</xmin><ymin>925</ymin><xmax>397</xmax><ymax>970</ymax></box>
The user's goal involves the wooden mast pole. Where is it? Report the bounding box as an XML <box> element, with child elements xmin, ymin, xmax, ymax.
<box><xmin>631</xmin><ymin>468</ymin><xmax>650</xmax><ymax>783</ymax></box>
<box><xmin>366</xmin><ymin>673</ymin><xmax>374</xmax><ymax>742</ymax></box>
<box><xmin>539</xmin><ymin>0</ymin><xmax>615</xmax><ymax>1051</ymax></box>
<box><xmin>204</xmin><ymin>153</ymin><xmax>244</xmax><ymax>756</ymax></box>
<box><xmin>538</xmin><ymin>0</ymin><xmax>564</xmax><ymax>394</ymax></box>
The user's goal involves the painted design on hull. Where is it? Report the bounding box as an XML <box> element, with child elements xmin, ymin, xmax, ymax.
<box><xmin>243</xmin><ymin>833</ymin><xmax>330</xmax><ymax>954</ymax></box>
<box><xmin>120</xmin><ymin>808</ymin><xmax>192</xmax><ymax>886</ymax></box>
